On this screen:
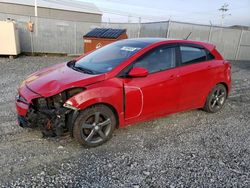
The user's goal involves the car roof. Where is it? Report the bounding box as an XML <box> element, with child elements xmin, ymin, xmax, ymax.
<box><xmin>126</xmin><ymin>38</ymin><xmax>215</xmax><ymax>51</ymax></box>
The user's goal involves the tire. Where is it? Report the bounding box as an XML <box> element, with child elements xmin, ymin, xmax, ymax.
<box><xmin>203</xmin><ymin>84</ymin><xmax>227</xmax><ymax>113</ymax></box>
<box><xmin>73</xmin><ymin>104</ymin><xmax>116</xmax><ymax>147</ymax></box>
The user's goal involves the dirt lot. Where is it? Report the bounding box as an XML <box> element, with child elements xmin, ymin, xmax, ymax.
<box><xmin>0</xmin><ymin>56</ymin><xmax>249</xmax><ymax>187</ymax></box>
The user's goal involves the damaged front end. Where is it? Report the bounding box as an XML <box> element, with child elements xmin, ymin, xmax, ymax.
<box><xmin>18</xmin><ymin>87</ymin><xmax>84</xmax><ymax>137</ymax></box>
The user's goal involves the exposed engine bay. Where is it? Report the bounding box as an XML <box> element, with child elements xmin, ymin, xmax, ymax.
<box><xmin>25</xmin><ymin>88</ymin><xmax>84</xmax><ymax>137</ymax></box>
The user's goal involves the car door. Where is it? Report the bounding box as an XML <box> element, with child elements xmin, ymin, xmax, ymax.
<box><xmin>177</xmin><ymin>44</ymin><xmax>214</xmax><ymax>111</ymax></box>
<box><xmin>120</xmin><ymin>45</ymin><xmax>181</xmax><ymax>122</ymax></box>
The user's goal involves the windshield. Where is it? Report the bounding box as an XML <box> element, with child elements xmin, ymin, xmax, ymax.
<box><xmin>74</xmin><ymin>40</ymin><xmax>150</xmax><ymax>74</ymax></box>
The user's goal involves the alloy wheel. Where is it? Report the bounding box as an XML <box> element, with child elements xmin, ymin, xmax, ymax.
<box><xmin>209</xmin><ymin>86</ymin><xmax>227</xmax><ymax>111</ymax></box>
<box><xmin>80</xmin><ymin>112</ymin><xmax>112</xmax><ymax>144</ymax></box>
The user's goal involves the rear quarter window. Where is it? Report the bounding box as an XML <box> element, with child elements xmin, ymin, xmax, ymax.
<box><xmin>180</xmin><ymin>46</ymin><xmax>207</xmax><ymax>64</ymax></box>
<box><xmin>206</xmin><ymin>51</ymin><xmax>215</xmax><ymax>60</ymax></box>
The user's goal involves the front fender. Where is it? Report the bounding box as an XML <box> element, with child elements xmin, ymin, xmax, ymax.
<box><xmin>65</xmin><ymin>78</ymin><xmax>125</xmax><ymax>127</ymax></box>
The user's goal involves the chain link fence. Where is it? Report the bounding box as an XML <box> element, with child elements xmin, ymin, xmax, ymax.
<box><xmin>0</xmin><ymin>12</ymin><xmax>249</xmax><ymax>60</ymax></box>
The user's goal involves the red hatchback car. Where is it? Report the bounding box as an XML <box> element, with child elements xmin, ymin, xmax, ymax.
<box><xmin>16</xmin><ymin>38</ymin><xmax>231</xmax><ymax>147</ymax></box>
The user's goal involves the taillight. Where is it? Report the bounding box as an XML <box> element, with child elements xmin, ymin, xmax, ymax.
<box><xmin>226</xmin><ymin>62</ymin><xmax>231</xmax><ymax>80</ymax></box>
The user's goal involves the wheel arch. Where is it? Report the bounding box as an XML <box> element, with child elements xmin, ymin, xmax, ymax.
<box><xmin>92</xmin><ymin>102</ymin><xmax>120</xmax><ymax>128</ymax></box>
<box><xmin>65</xmin><ymin>82</ymin><xmax>125</xmax><ymax>129</ymax></box>
<box><xmin>203</xmin><ymin>81</ymin><xmax>229</xmax><ymax>108</ymax></box>
<box><xmin>75</xmin><ymin>102</ymin><xmax>121</xmax><ymax>129</ymax></box>
<box><xmin>203</xmin><ymin>82</ymin><xmax>228</xmax><ymax>113</ymax></box>
<box><xmin>216</xmin><ymin>82</ymin><xmax>229</xmax><ymax>96</ymax></box>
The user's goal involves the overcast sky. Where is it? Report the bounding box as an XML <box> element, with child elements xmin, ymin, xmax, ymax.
<box><xmin>79</xmin><ymin>0</ymin><xmax>250</xmax><ymax>26</ymax></box>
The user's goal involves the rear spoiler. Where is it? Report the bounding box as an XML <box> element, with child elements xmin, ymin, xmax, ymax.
<box><xmin>199</xmin><ymin>42</ymin><xmax>223</xmax><ymax>60</ymax></box>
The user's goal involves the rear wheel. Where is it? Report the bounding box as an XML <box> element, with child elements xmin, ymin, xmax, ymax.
<box><xmin>204</xmin><ymin>84</ymin><xmax>227</xmax><ymax>113</ymax></box>
<box><xmin>73</xmin><ymin>105</ymin><xmax>116</xmax><ymax>147</ymax></box>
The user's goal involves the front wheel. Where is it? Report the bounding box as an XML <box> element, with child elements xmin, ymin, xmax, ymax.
<box><xmin>203</xmin><ymin>84</ymin><xmax>227</xmax><ymax>113</ymax></box>
<box><xmin>73</xmin><ymin>105</ymin><xmax>116</xmax><ymax>147</ymax></box>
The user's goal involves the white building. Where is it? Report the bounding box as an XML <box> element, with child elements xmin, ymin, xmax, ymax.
<box><xmin>0</xmin><ymin>0</ymin><xmax>102</xmax><ymax>22</ymax></box>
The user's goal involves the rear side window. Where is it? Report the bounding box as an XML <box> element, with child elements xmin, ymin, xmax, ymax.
<box><xmin>206</xmin><ymin>51</ymin><xmax>215</xmax><ymax>60</ymax></box>
<box><xmin>180</xmin><ymin>46</ymin><xmax>207</xmax><ymax>64</ymax></box>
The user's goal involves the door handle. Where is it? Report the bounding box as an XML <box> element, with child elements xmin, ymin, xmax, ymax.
<box><xmin>169</xmin><ymin>74</ymin><xmax>180</xmax><ymax>79</ymax></box>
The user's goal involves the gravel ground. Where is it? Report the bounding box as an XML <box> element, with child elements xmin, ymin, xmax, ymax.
<box><xmin>0</xmin><ymin>55</ymin><xmax>249</xmax><ymax>187</ymax></box>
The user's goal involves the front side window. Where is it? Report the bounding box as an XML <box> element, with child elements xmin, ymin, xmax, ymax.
<box><xmin>180</xmin><ymin>46</ymin><xmax>207</xmax><ymax>64</ymax></box>
<box><xmin>134</xmin><ymin>46</ymin><xmax>176</xmax><ymax>73</ymax></box>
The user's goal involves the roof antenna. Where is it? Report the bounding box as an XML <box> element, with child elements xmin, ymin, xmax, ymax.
<box><xmin>184</xmin><ymin>32</ymin><xmax>192</xmax><ymax>40</ymax></box>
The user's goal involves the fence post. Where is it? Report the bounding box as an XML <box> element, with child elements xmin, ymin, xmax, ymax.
<box><xmin>29</xmin><ymin>16</ymin><xmax>34</xmax><ymax>54</ymax></box>
<box><xmin>235</xmin><ymin>29</ymin><xmax>244</xmax><ymax>60</ymax></box>
<box><xmin>208</xmin><ymin>24</ymin><xmax>213</xmax><ymax>42</ymax></box>
<box><xmin>74</xmin><ymin>22</ymin><xmax>77</xmax><ymax>55</ymax></box>
<box><xmin>137</xmin><ymin>17</ymin><xmax>141</xmax><ymax>38</ymax></box>
<box><xmin>166</xmin><ymin>19</ymin><xmax>171</xmax><ymax>38</ymax></box>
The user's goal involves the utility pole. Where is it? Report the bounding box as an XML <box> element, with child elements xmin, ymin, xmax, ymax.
<box><xmin>105</xmin><ymin>18</ymin><xmax>110</xmax><ymax>27</ymax></box>
<box><xmin>219</xmin><ymin>3</ymin><xmax>231</xmax><ymax>27</ymax></box>
<box><xmin>128</xmin><ymin>15</ymin><xmax>132</xmax><ymax>23</ymax></box>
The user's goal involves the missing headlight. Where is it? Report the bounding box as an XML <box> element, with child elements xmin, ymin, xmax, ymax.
<box><xmin>63</xmin><ymin>101</ymin><xmax>79</xmax><ymax>110</ymax></box>
<box><xmin>29</xmin><ymin>87</ymin><xmax>85</xmax><ymax>137</ymax></box>
<box><xmin>16</xmin><ymin>94</ymin><xmax>28</xmax><ymax>104</ymax></box>
<box><xmin>66</xmin><ymin>88</ymin><xmax>85</xmax><ymax>98</ymax></box>
<box><xmin>37</xmin><ymin>97</ymin><xmax>47</xmax><ymax>108</ymax></box>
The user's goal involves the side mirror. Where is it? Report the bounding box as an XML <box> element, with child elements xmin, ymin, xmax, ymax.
<box><xmin>128</xmin><ymin>67</ymin><xmax>148</xmax><ymax>77</ymax></box>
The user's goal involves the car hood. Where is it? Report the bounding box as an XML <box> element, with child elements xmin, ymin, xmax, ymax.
<box><xmin>24</xmin><ymin>62</ymin><xmax>105</xmax><ymax>97</ymax></box>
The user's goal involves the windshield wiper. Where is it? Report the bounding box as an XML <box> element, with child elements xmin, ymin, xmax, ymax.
<box><xmin>74</xmin><ymin>66</ymin><xmax>95</xmax><ymax>74</ymax></box>
<box><xmin>68</xmin><ymin>60</ymin><xmax>96</xmax><ymax>74</ymax></box>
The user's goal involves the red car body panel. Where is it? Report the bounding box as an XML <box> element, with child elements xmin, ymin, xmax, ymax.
<box><xmin>17</xmin><ymin>84</ymin><xmax>40</xmax><ymax>116</ymax></box>
<box><xmin>23</xmin><ymin>62</ymin><xmax>106</xmax><ymax>97</ymax></box>
<box><xmin>66</xmin><ymin>78</ymin><xmax>125</xmax><ymax>126</ymax></box>
<box><xmin>16</xmin><ymin>39</ymin><xmax>231</xmax><ymax>129</ymax></box>
<box><xmin>122</xmin><ymin>67</ymin><xmax>181</xmax><ymax>121</ymax></box>
<box><xmin>178</xmin><ymin>60</ymin><xmax>214</xmax><ymax>110</ymax></box>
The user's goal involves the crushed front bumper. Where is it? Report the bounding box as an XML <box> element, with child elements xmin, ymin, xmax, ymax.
<box><xmin>16</xmin><ymin>100</ymin><xmax>29</xmax><ymax>117</ymax></box>
<box><xmin>16</xmin><ymin>84</ymin><xmax>40</xmax><ymax>127</ymax></box>
<box><xmin>16</xmin><ymin>99</ymin><xmax>31</xmax><ymax>127</ymax></box>
<box><xmin>17</xmin><ymin>115</ymin><xmax>30</xmax><ymax>127</ymax></box>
